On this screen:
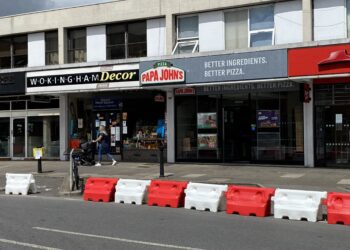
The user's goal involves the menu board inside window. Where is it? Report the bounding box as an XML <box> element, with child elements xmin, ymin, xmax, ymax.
<box><xmin>197</xmin><ymin>112</ymin><xmax>218</xmax><ymax>151</ymax></box>
<box><xmin>257</xmin><ymin>110</ymin><xmax>280</xmax><ymax>128</ymax></box>
<box><xmin>197</xmin><ymin>112</ymin><xmax>217</xmax><ymax>129</ymax></box>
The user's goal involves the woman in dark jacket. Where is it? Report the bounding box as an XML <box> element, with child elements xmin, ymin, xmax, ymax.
<box><xmin>93</xmin><ymin>125</ymin><xmax>117</xmax><ymax>167</ymax></box>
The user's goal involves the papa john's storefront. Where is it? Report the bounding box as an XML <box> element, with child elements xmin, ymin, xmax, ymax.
<box><xmin>289</xmin><ymin>44</ymin><xmax>350</xmax><ymax>167</ymax></box>
<box><xmin>141</xmin><ymin>49</ymin><xmax>307</xmax><ymax>166</ymax></box>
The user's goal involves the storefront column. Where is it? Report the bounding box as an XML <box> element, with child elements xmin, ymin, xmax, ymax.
<box><xmin>166</xmin><ymin>90</ymin><xmax>175</xmax><ymax>163</ymax></box>
<box><xmin>58</xmin><ymin>27</ymin><xmax>67</xmax><ymax>64</ymax></box>
<box><xmin>59</xmin><ymin>94</ymin><xmax>68</xmax><ymax>160</ymax></box>
<box><xmin>165</xmin><ymin>14</ymin><xmax>175</xmax><ymax>55</ymax></box>
<box><xmin>304</xmin><ymin>82</ymin><xmax>314</xmax><ymax>167</ymax></box>
<box><xmin>302</xmin><ymin>0</ymin><xmax>313</xmax><ymax>42</ymax></box>
<box><xmin>43</xmin><ymin>117</ymin><xmax>51</xmax><ymax>156</ymax></box>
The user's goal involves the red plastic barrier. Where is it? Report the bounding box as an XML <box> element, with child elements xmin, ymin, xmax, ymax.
<box><xmin>83</xmin><ymin>177</ymin><xmax>118</xmax><ymax>202</ymax></box>
<box><xmin>324</xmin><ymin>192</ymin><xmax>350</xmax><ymax>226</ymax></box>
<box><xmin>225</xmin><ymin>185</ymin><xmax>275</xmax><ymax>217</ymax></box>
<box><xmin>148</xmin><ymin>180</ymin><xmax>188</xmax><ymax>208</ymax></box>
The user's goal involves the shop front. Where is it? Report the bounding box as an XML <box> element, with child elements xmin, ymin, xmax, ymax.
<box><xmin>140</xmin><ymin>49</ymin><xmax>305</xmax><ymax>164</ymax></box>
<box><xmin>26</xmin><ymin>64</ymin><xmax>166</xmax><ymax>162</ymax></box>
<box><xmin>0</xmin><ymin>71</ymin><xmax>59</xmax><ymax>159</ymax></box>
<box><xmin>289</xmin><ymin>44</ymin><xmax>350</xmax><ymax>167</ymax></box>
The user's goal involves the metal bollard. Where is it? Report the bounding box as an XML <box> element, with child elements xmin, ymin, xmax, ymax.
<box><xmin>159</xmin><ymin>143</ymin><xmax>165</xmax><ymax>178</ymax></box>
<box><xmin>37</xmin><ymin>157</ymin><xmax>42</xmax><ymax>173</ymax></box>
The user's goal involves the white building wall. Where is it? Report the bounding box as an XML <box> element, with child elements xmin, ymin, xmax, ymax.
<box><xmin>275</xmin><ymin>0</ymin><xmax>303</xmax><ymax>45</ymax></box>
<box><xmin>28</xmin><ymin>32</ymin><xmax>45</xmax><ymax>67</ymax></box>
<box><xmin>147</xmin><ymin>18</ymin><xmax>166</xmax><ymax>56</ymax></box>
<box><xmin>314</xmin><ymin>0</ymin><xmax>346</xmax><ymax>41</ymax></box>
<box><xmin>199</xmin><ymin>11</ymin><xmax>225</xmax><ymax>52</ymax></box>
<box><xmin>86</xmin><ymin>25</ymin><xmax>106</xmax><ymax>62</ymax></box>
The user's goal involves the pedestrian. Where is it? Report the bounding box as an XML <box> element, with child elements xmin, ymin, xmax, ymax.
<box><xmin>92</xmin><ymin>125</ymin><xmax>117</xmax><ymax>167</ymax></box>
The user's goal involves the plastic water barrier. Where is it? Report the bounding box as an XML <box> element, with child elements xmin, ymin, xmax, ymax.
<box><xmin>83</xmin><ymin>177</ymin><xmax>119</xmax><ymax>202</ymax></box>
<box><xmin>323</xmin><ymin>192</ymin><xmax>350</xmax><ymax>226</ymax></box>
<box><xmin>272</xmin><ymin>188</ymin><xmax>327</xmax><ymax>222</ymax></box>
<box><xmin>115</xmin><ymin>179</ymin><xmax>151</xmax><ymax>205</ymax></box>
<box><xmin>225</xmin><ymin>185</ymin><xmax>275</xmax><ymax>217</ymax></box>
<box><xmin>184</xmin><ymin>182</ymin><xmax>228</xmax><ymax>212</ymax></box>
<box><xmin>148</xmin><ymin>180</ymin><xmax>188</xmax><ymax>208</ymax></box>
<box><xmin>5</xmin><ymin>173</ymin><xmax>37</xmax><ymax>195</ymax></box>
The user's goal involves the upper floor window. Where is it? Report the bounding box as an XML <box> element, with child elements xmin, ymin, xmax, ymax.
<box><xmin>67</xmin><ymin>28</ymin><xmax>86</xmax><ymax>63</ymax></box>
<box><xmin>45</xmin><ymin>31</ymin><xmax>58</xmax><ymax>65</ymax></box>
<box><xmin>225</xmin><ymin>5</ymin><xmax>275</xmax><ymax>50</ymax></box>
<box><xmin>173</xmin><ymin>15</ymin><xmax>199</xmax><ymax>55</ymax></box>
<box><xmin>106</xmin><ymin>21</ymin><xmax>147</xmax><ymax>60</ymax></box>
<box><xmin>0</xmin><ymin>35</ymin><xmax>27</xmax><ymax>69</ymax></box>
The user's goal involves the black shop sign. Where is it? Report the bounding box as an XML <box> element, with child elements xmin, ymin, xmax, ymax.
<box><xmin>0</xmin><ymin>72</ymin><xmax>25</xmax><ymax>95</ymax></box>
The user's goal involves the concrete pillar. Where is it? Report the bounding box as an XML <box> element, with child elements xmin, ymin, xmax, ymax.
<box><xmin>303</xmin><ymin>82</ymin><xmax>314</xmax><ymax>167</ymax></box>
<box><xmin>59</xmin><ymin>94</ymin><xmax>69</xmax><ymax>160</ymax></box>
<box><xmin>165</xmin><ymin>14</ymin><xmax>175</xmax><ymax>55</ymax></box>
<box><xmin>166</xmin><ymin>89</ymin><xmax>175</xmax><ymax>163</ymax></box>
<box><xmin>43</xmin><ymin>117</ymin><xmax>51</xmax><ymax>156</ymax></box>
<box><xmin>58</xmin><ymin>27</ymin><xmax>67</xmax><ymax>64</ymax></box>
<box><xmin>302</xmin><ymin>0</ymin><xmax>313</xmax><ymax>42</ymax></box>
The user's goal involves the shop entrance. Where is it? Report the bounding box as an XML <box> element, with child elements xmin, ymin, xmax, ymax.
<box><xmin>11</xmin><ymin>117</ymin><xmax>26</xmax><ymax>158</ymax></box>
<box><xmin>223</xmin><ymin>106</ymin><xmax>251</xmax><ymax>162</ymax></box>
<box><xmin>315</xmin><ymin>105</ymin><xmax>350</xmax><ymax>167</ymax></box>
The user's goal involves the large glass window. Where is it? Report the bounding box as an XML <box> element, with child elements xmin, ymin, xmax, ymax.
<box><xmin>45</xmin><ymin>31</ymin><xmax>58</xmax><ymax>65</ymax></box>
<box><xmin>175</xmin><ymin>89</ymin><xmax>303</xmax><ymax>163</ymax></box>
<box><xmin>0</xmin><ymin>35</ymin><xmax>27</xmax><ymax>69</ymax></box>
<box><xmin>225</xmin><ymin>5</ymin><xmax>275</xmax><ymax>49</ymax></box>
<box><xmin>249</xmin><ymin>6</ymin><xmax>274</xmax><ymax>47</ymax></box>
<box><xmin>107</xmin><ymin>21</ymin><xmax>147</xmax><ymax>60</ymax></box>
<box><xmin>27</xmin><ymin>116</ymin><xmax>60</xmax><ymax>158</ymax></box>
<box><xmin>68</xmin><ymin>28</ymin><xmax>86</xmax><ymax>63</ymax></box>
<box><xmin>173</xmin><ymin>16</ymin><xmax>199</xmax><ymax>55</ymax></box>
<box><xmin>0</xmin><ymin>118</ymin><xmax>10</xmax><ymax>157</ymax></box>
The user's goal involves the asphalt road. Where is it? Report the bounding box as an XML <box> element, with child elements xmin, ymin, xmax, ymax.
<box><xmin>0</xmin><ymin>195</ymin><xmax>349</xmax><ymax>250</ymax></box>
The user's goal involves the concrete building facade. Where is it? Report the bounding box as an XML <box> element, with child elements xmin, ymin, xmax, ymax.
<box><xmin>0</xmin><ymin>0</ymin><xmax>349</xmax><ymax>168</ymax></box>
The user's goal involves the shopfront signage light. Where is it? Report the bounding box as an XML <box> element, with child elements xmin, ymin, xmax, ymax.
<box><xmin>175</xmin><ymin>87</ymin><xmax>195</xmax><ymax>95</ymax></box>
<box><xmin>27</xmin><ymin>70</ymin><xmax>139</xmax><ymax>88</ymax></box>
<box><xmin>141</xmin><ymin>61</ymin><xmax>185</xmax><ymax>85</ymax></box>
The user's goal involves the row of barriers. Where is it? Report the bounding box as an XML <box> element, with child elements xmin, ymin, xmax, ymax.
<box><xmin>3</xmin><ymin>173</ymin><xmax>350</xmax><ymax>226</ymax></box>
<box><xmin>82</xmin><ymin>177</ymin><xmax>350</xmax><ymax>226</ymax></box>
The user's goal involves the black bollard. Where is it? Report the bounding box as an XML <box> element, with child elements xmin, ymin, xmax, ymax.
<box><xmin>37</xmin><ymin>157</ymin><xmax>42</xmax><ymax>173</ymax></box>
<box><xmin>159</xmin><ymin>143</ymin><xmax>164</xmax><ymax>178</ymax></box>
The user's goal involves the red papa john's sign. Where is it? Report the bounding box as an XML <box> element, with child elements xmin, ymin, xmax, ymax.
<box><xmin>141</xmin><ymin>61</ymin><xmax>185</xmax><ymax>85</ymax></box>
<box><xmin>288</xmin><ymin>44</ymin><xmax>350</xmax><ymax>77</ymax></box>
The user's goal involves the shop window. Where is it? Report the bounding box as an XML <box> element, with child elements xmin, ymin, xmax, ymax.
<box><xmin>172</xmin><ymin>15</ymin><xmax>199</xmax><ymax>55</ymax></box>
<box><xmin>106</xmin><ymin>21</ymin><xmax>147</xmax><ymax>60</ymax></box>
<box><xmin>0</xmin><ymin>102</ymin><xmax>10</xmax><ymax>110</ymax></box>
<box><xmin>67</xmin><ymin>28</ymin><xmax>86</xmax><ymax>63</ymax></box>
<box><xmin>249</xmin><ymin>6</ymin><xmax>274</xmax><ymax>47</ymax></box>
<box><xmin>11</xmin><ymin>100</ymin><xmax>26</xmax><ymax>110</ymax></box>
<box><xmin>225</xmin><ymin>5</ymin><xmax>274</xmax><ymax>50</ymax></box>
<box><xmin>0</xmin><ymin>117</ymin><xmax>10</xmax><ymax>157</ymax></box>
<box><xmin>27</xmin><ymin>98</ymin><xmax>59</xmax><ymax>109</ymax></box>
<box><xmin>27</xmin><ymin>116</ymin><xmax>60</xmax><ymax>158</ymax></box>
<box><xmin>45</xmin><ymin>31</ymin><xmax>58</xmax><ymax>65</ymax></box>
<box><xmin>0</xmin><ymin>35</ymin><xmax>27</xmax><ymax>69</ymax></box>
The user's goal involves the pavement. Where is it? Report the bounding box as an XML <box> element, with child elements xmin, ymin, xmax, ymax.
<box><xmin>0</xmin><ymin>160</ymin><xmax>350</xmax><ymax>197</ymax></box>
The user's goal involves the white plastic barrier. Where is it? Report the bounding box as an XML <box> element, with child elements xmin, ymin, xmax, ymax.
<box><xmin>5</xmin><ymin>173</ymin><xmax>37</xmax><ymax>195</ymax></box>
<box><xmin>115</xmin><ymin>179</ymin><xmax>151</xmax><ymax>205</ymax></box>
<box><xmin>184</xmin><ymin>182</ymin><xmax>228</xmax><ymax>212</ymax></box>
<box><xmin>272</xmin><ymin>188</ymin><xmax>327</xmax><ymax>222</ymax></box>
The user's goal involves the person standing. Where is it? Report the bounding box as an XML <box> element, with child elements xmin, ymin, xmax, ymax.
<box><xmin>93</xmin><ymin>125</ymin><xmax>117</xmax><ymax>166</ymax></box>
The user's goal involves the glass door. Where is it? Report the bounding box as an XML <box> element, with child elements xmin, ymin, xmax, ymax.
<box><xmin>11</xmin><ymin>118</ymin><xmax>26</xmax><ymax>158</ymax></box>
